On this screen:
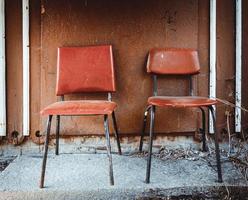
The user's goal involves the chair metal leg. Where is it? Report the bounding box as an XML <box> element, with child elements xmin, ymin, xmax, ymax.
<box><xmin>55</xmin><ymin>115</ymin><xmax>60</xmax><ymax>155</ymax></box>
<box><xmin>139</xmin><ymin>106</ymin><xmax>151</xmax><ymax>152</ymax></box>
<box><xmin>40</xmin><ymin>115</ymin><xmax>53</xmax><ymax>188</ymax></box>
<box><xmin>199</xmin><ymin>107</ymin><xmax>207</xmax><ymax>152</ymax></box>
<box><xmin>104</xmin><ymin>115</ymin><xmax>114</xmax><ymax>185</ymax></box>
<box><xmin>145</xmin><ymin>105</ymin><xmax>155</xmax><ymax>184</ymax></box>
<box><xmin>209</xmin><ymin>106</ymin><xmax>223</xmax><ymax>183</ymax></box>
<box><xmin>112</xmin><ymin>112</ymin><xmax>122</xmax><ymax>155</ymax></box>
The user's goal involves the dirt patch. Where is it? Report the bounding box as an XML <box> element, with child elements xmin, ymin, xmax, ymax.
<box><xmin>133</xmin><ymin>136</ymin><xmax>248</xmax><ymax>182</ymax></box>
<box><xmin>136</xmin><ymin>186</ymin><xmax>248</xmax><ymax>200</ymax></box>
<box><xmin>131</xmin><ymin>142</ymin><xmax>248</xmax><ymax>199</ymax></box>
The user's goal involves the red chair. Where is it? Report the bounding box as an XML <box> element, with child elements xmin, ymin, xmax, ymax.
<box><xmin>39</xmin><ymin>45</ymin><xmax>121</xmax><ymax>188</ymax></box>
<box><xmin>139</xmin><ymin>48</ymin><xmax>223</xmax><ymax>183</ymax></box>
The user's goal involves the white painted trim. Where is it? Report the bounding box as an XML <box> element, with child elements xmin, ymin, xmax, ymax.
<box><xmin>235</xmin><ymin>0</ymin><xmax>242</xmax><ymax>133</ymax></box>
<box><xmin>209</xmin><ymin>0</ymin><xmax>216</xmax><ymax>134</ymax></box>
<box><xmin>0</xmin><ymin>0</ymin><xmax>6</xmax><ymax>136</ymax></box>
<box><xmin>22</xmin><ymin>0</ymin><xmax>30</xmax><ymax>136</ymax></box>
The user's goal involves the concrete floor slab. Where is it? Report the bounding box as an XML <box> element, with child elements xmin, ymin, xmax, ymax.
<box><xmin>0</xmin><ymin>153</ymin><xmax>247</xmax><ymax>199</ymax></box>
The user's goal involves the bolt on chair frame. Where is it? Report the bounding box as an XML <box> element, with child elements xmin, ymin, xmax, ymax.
<box><xmin>39</xmin><ymin>45</ymin><xmax>121</xmax><ymax>188</ymax></box>
<box><xmin>139</xmin><ymin>49</ymin><xmax>223</xmax><ymax>184</ymax></box>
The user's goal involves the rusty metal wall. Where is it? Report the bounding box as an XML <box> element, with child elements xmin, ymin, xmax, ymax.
<box><xmin>5</xmin><ymin>0</ymin><xmax>243</xmax><ymax>143</ymax></box>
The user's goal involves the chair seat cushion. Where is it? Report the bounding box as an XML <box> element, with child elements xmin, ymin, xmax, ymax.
<box><xmin>148</xmin><ymin>96</ymin><xmax>218</xmax><ymax>107</ymax></box>
<box><xmin>41</xmin><ymin>100</ymin><xmax>117</xmax><ymax>116</ymax></box>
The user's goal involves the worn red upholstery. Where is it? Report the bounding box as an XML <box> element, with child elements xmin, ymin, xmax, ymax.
<box><xmin>148</xmin><ymin>96</ymin><xmax>217</xmax><ymax>108</ymax></box>
<box><xmin>56</xmin><ymin>45</ymin><xmax>116</xmax><ymax>95</ymax></box>
<box><xmin>41</xmin><ymin>100</ymin><xmax>117</xmax><ymax>116</ymax></box>
<box><xmin>147</xmin><ymin>48</ymin><xmax>200</xmax><ymax>75</ymax></box>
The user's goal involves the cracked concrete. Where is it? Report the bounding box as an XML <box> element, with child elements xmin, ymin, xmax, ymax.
<box><xmin>0</xmin><ymin>152</ymin><xmax>247</xmax><ymax>199</ymax></box>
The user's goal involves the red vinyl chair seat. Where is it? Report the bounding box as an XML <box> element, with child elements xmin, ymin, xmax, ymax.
<box><xmin>41</xmin><ymin>100</ymin><xmax>117</xmax><ymax>116</ymax></box>
<box><xmin>148</xmin><ymin>96</ymin><xmax>218</xmax><ymax>107</ymax></box>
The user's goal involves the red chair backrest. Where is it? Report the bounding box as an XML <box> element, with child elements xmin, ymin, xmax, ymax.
<box><xmin>56</xmin><ymin>45</ymin><xmax>116</xmax><ymax>95</ymax></box>
<box><xmin>147</xmin><ymin>48</ymin><xmax>200</xmax><ymax>75</ymax></box>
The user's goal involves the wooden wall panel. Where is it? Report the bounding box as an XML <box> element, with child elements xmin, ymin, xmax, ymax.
<box><xmin>216</xmin><ymin>0</ymin><xmax>235</xmax><ymax>133</ymax></box>
<box><xmin>30</xmin><ymin>0</ymin><xmax>41</xmax><ymax>142</ymax></box>
<box><xmin>6</xmin><ymin>0</ymin><xmax>23</xmax><ymax>139</ymax></box>
<box><xmin>197</xmin><ymin>0</ymin><xmax>210</xmax><ymax>134</ymax></box>
<box><xmin>4</xmin><ymin>0</ymin><xmax>242</xmax><ymax>141</ymax></box>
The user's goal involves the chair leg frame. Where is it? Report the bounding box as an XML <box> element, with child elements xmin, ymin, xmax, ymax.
<box><xmin>208</xmin><ymin>105</ymin><xmax>223</xmax><ymax>183</ymax></box>
<box><xmin>139</xmin><ymin>105</ymin><xmax>152</xmax><ymax>152</ymax></box>
<box><xmin>40</xmin><ymin>113</ymin><xmax>119</xmax><ymax>188</ymax></box>
<box><xmin>54</xmin><ymin>113</ymin><xmax>121</xmax><ymax>156</ymax></box>
<box><xmin>145</xmin><ymin>105</ymin><xmax>155</xmax><ymax>184</ymax></box>
<box><xmin>55</xmin><ymin>115</ymin><xmax>60</xmax><ymax>155</ymax></box>
<box><xmin>199</xmin><ymin>107</ymin><xmax>207</xmax><ymax>152</ymax></box>
<box><xmin>104</xmin><ymin>114</ymin><xmax>114</xmax><ymax>185</ymax></box>
<box><xmin>142</xmin><ymin>105</ymin><xmax>223</xmax><ymax>184</ymax></box>
<box><xmin>40</xmin><ymin>115</ymin><xmax>53</xmax><ymax>188</ymax></box>
<box><xmin>112</xmin><ymin>112</ymin><xmax>122</xmax><ymax>155</ymax></box>
<box><xmin>40</xmin><ymin>108</ymin><xmax>221</xmax><ymax>186</ymax></box>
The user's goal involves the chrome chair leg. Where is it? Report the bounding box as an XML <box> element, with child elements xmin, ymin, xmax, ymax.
<box><xmin>40</xmin><ymin>115</ymin><xmax>53</xmax><ymax>188</ymax></box>
<box><xmin>55</xmin><ymin>115</ymin><xmax>60</xmax><ymax>155</ymax></box>
<box><xmin>139</xmin><ymin>106</ymin><xmax>151</xmax><ymax>152</ymax></box>
<box><xmin>145</xmin><ymin>105</ymin><xmax>155</xmax><ymax>183</ymax></box>
<box><xmin>112</xmin><ymin>112</ymin><xmax>122</xmax><ymax>155</ymax></box>
<box><xmin>209</xmin><ymin>106</ymin><xmax>223</xmax><ymax>183</ymax></box>
<box><xmin>199</xmin><ymin>107</ymin><xmax>207</xmax><ymax>152</ymax></box>
<box><xmin>104</xmin><ymin>115</ymin><xmax>114</xmax><ymax>185</ymax></box>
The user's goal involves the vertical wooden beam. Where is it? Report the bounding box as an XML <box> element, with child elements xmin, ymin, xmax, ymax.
<box><xmin>30</xmin><ymin>0</ymin><xmax>42</xmax><ymax>143</ymax></box>
<box><xmin>22</xmin><ymin>0</ymin><xmax>29</xmax><ymax>136</ymax></box>
<box><xmin>235</xmin><ymin>0</ymin><xmax>242</xmax><ymax>133</ymax></box>
<box><xmin>209</xmin><ymin>0</ymin><xmax>216</xmax><ymax>133</ymax></box>
<box><xmin>0</xmin><ymin>0</ymin><xmax>6</xmax><ymax>136</ymax></box>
